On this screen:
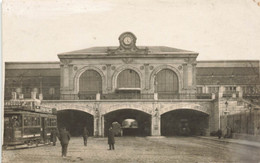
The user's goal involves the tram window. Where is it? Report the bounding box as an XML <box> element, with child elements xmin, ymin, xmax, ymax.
<box><xmin>37</xmin><ymin>117</ymin><xmax>40</xmax><ymax>126</ymax></box>
<box><xmin>24</xmin><ymin>117</ymin><xmax>28</xmax><ymax>126</ymax></box>
<box><xmin>11</xmin><ymin>115</ymin><xmax>21</xmax><ymax>127</ymax></box>
<box><xmin>51</xmin><ymin>119</ymin><xmax>57</xmax><ymax>126</ymax></box>
<box><xmin>45</xmin><ymin>118</ymin><xmax>50</xmax><ymax>126</ymax></box>
<box><xmin>4</xmin><ymin>117</ymin><xmax>11</xmax><ymax>128</ymax></box>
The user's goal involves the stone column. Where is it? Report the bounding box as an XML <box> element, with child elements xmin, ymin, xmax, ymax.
<box><xmin>182</xmin><ymin>63</ymin><xmax>188</xmax><ymax>88</ymax></box>
<box><xmin>151</xmin><ymin>113</ymin><xmax>161</xmax><ymax>136</ymax></box>
<box><xmin>96</xmin><ymin>93</ymin><xmax>100</xmax><ymax>100</ymax></box>
<box><xmin>106</xmin><ymin>64</ymin><xmax>112</xmax><ymax>92</ymax></box>
<box><xmin>187</xmin><ymin>64</ymin><xmax>193</xmax><ymax>87</ymax></box>
<box><xmin>63</xmin><ymin>65</ymin><xmax>70</xmax><ymax>88</ymax></box>
<box><xmin>154</xmin><ymin>93</ymin><xmax>158</xmax><ymax>100</ymax></box>
<box><xmin>237</xmin><ymin>86</ymin><xmax>243</xmax><ymax>98</ymax></box>
<box><xmin>151</xmin><ymin>103</ymin><xmax>161</xmax><ymax>136</ymax></box>
<box><xmin>144</xmin><ymin>64</ymin><xmax>150</xmax><ymax>90</ymax></box>
<box><xmin>94</xmin><ymin>114</ymin><xmax>99</xmax><ymax>137</ymax></box>
<box><xmin>101</xmin><ymin>115</ymin><xmax>105</xmax><ymax>137</ymax></box>
<box><xmin>94</xmin><ymin>103</ymin><xmax>102</xmax><ymax>137</ymax></box>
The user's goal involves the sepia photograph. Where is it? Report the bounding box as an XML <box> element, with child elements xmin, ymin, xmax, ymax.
<box><xmin>2</xmin><ymin>0</ymin><xmax>260</xmax><ymax>162</ymax></box>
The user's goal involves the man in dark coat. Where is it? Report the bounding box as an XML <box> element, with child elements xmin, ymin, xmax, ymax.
<box><xmin>50</xmin><ymin>128</ymin><xmax>57</xmax><ymax>146</ymax></box>
<box><xmin>108</xmin><ymin>127</ymin><xmax>115</xmax><ymax>150</ymax></box>
<box><xmin>217</xmin><ymin>129</ymin><xmax>222</xmax><ymax>139</ymax></box>
<box><xmin>82</xmin><ymin>127</ymin><xmax>89</xmax><ymax>146</ymax></box>
<box><xmin>58</xmin><ymin>127</ymin><xmax>71</xmax><ymax>157</ymax></box>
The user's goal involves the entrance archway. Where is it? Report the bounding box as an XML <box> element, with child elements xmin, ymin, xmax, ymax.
<box><xmin>104</xmin><ymin>109</ymin><xmax>151</xmax><ymax>137</ymax></box>
<box><xmin>57</xmin><ymin>110</ymin><xmax>94</xmax><ymax>136</ymax></box>
<box><xmin>161</xmin><ymin>109</ymin><xmax>209</xmax><ymax>136</ymax></box>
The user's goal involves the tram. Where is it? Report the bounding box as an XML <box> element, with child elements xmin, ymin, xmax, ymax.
<box><xmin>178</xmin><ymin>119</ymin><xmax>191</xmax><ymax>136</ymax></box>
<box><xmin>3</xmin><ymin>99</ymin><xmax>57</xmax><ymax>148</ymax></box>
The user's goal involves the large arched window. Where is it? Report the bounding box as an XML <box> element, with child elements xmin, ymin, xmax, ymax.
<box><xmin>79</xmin><ymin>70</ymin><xmax>102</xmax><ymax>99</ymax></box>
<box><xmin>155</xmin><ymin>69</ymin><xmax>178</xmax><ymax>93</ymax></box>
<box><xmin>117</xmin><ymin>69</ymin><xmax>140</xmax><ymax>88</ymax></box>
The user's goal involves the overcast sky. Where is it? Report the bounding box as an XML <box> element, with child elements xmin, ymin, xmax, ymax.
<box><xmin>2</xmin><ymin>0</ymin><xmax>260</xmax><ymax>62</ymax></box>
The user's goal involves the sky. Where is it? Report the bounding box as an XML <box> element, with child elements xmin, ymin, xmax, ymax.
<box><xmin>2</xmin><ymin>0</ymin><xmax>260</xmax><ymax>62</ymax></box>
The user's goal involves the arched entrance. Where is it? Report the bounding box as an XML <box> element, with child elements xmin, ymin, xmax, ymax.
<box><xmin>104</xmin><ymin>109</ymin><xmax>151</xmax><ymax>137</ymax></box>
<box><xmin>78</xmin><ymin>70</ymin><xmax>102</xmax><ymax>99</ymax></box>
<box><xmin>57</xmin><ymin>110</ymin><xmax>94</xmax><ymax>136</ymax></box>
<box><xmin>161</xmin><ymin>109</ymin><xmax>209</xmax><ymax>136</ymax></box>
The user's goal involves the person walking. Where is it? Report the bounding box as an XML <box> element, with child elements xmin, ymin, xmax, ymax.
<box><xmin>58</xmin><ymin>127</ymin><xmax>71</xmax><ymax>158</ymax></box>
<box><xmin>108</xmin><ymin>127</ymin><xmax>115</xmax><ymax>150</ymax></box>
<box><xmin>82</xmin><ymin>127</ymin><xmax>89</xmax><ymax>146</ymax></box>
<box><xmin>217</xmin><ymin>129</ymin><xmax>222</xmax><ymax>139</ymax></box>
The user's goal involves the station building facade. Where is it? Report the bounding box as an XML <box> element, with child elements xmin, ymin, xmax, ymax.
<box><xmin>4</xmin><ymin>32</ymin><xmax>260</xmax><ymax>137</ymax></box>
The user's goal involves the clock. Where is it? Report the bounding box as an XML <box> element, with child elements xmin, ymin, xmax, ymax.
<box><xmin>118</xmin><ymin>32</ymin><xmax>137</xmax><ymax>49</ymax></box>
<box><xmin>123</xmin><ymin>36</ymin><xmax>133</xmax><ymax>45</ymax></box>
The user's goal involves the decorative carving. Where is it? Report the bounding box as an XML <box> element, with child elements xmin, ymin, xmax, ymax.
<box><xmin>111</xmin><ymin>66</ymin><xmax>116</xmax><ymax>70</ymax></box>
<box><xmin>74</xmin><ymin>66</ymin><xmax>78</xmax><ymax>71</ymax></box>
<box><xmin>149</xmin><ymin>66</ymin><xmax>154</xmax><ymax>70</ymax></box>
<box><xmin>178</xmin><ymin>65</ymin><xmax>182</xmax><ymax>70</ymax></box>
<box><xmin>60</xmin><ymin>59</ymin><xmax>72</xmax><ymax>65</ymax></box>
<box><xmin>102</xmin><ymin>66</ymin><xmax>106</xmax><ymax>70</ymax></box>
<box><xmin>122</xmin><ymin>58</ymin><xmax>134</xmax><ymax>64</ymax></box>
<box><xmin>107</xmin><ymin>32</ymin><xmax>149</xmax><ymax>55</ymax></box>
<box><xmin>140</xmin><ymin>66</ymin><xmax>144</xmax><ymax>70</ymax></box>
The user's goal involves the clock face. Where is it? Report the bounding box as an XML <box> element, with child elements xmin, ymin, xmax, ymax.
<box><xmin>123</xmin><ymin>36</ymin><xmax>133</xmax><ymax>45</ymax></box>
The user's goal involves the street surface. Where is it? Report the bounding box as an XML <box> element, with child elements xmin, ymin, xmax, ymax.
<box><xmin>2</xmin><ymin>137</ymin><xmax>260</xmax><ymax>163</ymax></box>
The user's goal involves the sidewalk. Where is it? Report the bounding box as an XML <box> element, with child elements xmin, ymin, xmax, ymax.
<box><xmin>198</xmin><ymin>136</ymin><xmax>260</xmax><ymax>148</ymax></box>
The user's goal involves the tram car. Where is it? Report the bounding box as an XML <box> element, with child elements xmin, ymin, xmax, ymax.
<box><xmin>178</xmin><ymin>119</ymin><xmax>191</xmax><ymax>136</ymax></box>
<box><xmin>112</xmin><ymin>122</ymin><xmax>122</xmax><ymax>136</ymax></box>
<box><xmin>3</xmin><ymin>99</ymin><xmax>57</xmax><ymax>148</ymax></box>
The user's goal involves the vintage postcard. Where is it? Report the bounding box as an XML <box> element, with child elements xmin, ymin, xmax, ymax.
<box><xmin>2</xmin><ymin>0</ymin><xmax>260</xmax><ymax>162</ymax></box>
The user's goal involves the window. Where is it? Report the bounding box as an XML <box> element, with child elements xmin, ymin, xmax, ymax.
<box><xmin>156</xmin><ymin>69</ymin><xmax>178</xmax><ymax>93</ymax></box>
<box><xmin>208</xmin><ymin>87</ymin><xmax>219</xmax><ymax>93</ymax></box>
<box><xmin>225</xmin><ymin>86</ymin><xmax>236</xmax><ymax>92</ymax></box>
<box><xmin>196</xmin><ymin>87</ymin><xmax>203</xmax><ymax>93</ymax></box>
<box><xmin>79</xmin><ymin>70</ymin><xmax>102</xmax><ymax>93</ymax></box>
<box><xmin>117</xmin><ymin>69</ymin><xmax>140</xmax><ymax>88</ymax></box>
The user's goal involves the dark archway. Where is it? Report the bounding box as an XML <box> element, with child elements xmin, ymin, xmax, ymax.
<box><xmin>161</xmin><ymin>109</ymin><xmax>209</xmax><ymax>136</ymax></box>
<box><xmin>104</xmin><ymin>109</ymin><xmax>151</xmax><ymax>137</ymax></box>
<box><xmin>57</xmin><ymin>110</ymin><xmax>94</xmax><ymax>136</ymax></box>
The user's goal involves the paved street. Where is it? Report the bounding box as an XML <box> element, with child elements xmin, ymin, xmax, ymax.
<box><xmin>2</xmin><ymin>137</ymin><xmax>260</xmax><ymax>163</ymax></box>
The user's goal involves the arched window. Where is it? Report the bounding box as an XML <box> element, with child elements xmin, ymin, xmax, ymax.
<box><xmin>117</xmin><ymin>69</ymin><xmax>140</xmax><ymax>88</ymax></box>
<box><xmin>79</xmin><ymin>70</ymin><xmax>102</xmax><ymax>99</ymax></box>
<box><xmin>156</xmin><ymin>69</ymin><xmax>178</xmax><ymax>93</ymax></box>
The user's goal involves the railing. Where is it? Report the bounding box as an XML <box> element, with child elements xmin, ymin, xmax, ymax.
<box><xmin>158</xmin><ymin>93</ymin><xmax>212</xmax><ymax>100</ymax></box>
<box><xmin>77</xmin><ymin>93</ymin><xmax>212</xmax><ymax>100</ymax></box>
<box><xmin>101</xmin><ymin>93</ymin><xmax>154</xmax><ymax>100</ymax></box>
<box><xmin>223</xmin><ymin>91</ymin><xmax>239</xmax><ymax>98</ymax></box>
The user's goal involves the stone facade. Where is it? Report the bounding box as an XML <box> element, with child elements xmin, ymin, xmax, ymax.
<box><xmin>4</xmin><ymin>32</ymin><xmax>260</xmax><ymax>137</ymax></box>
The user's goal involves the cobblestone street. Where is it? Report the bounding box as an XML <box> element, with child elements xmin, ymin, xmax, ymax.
<box><xmin>2</xmin><ymin>137</ymin><xmax>260</xmax><ymax>163</ymax></box>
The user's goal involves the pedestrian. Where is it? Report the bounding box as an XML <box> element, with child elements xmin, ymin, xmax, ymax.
<box><xmin>108</xmin><ymin>126</ymin><xmax>115</xmax><ymax>150</ymax></box>
<box><xmin>82</xmin><ymin>127</ymin><xmax>89</xmax><ymax>146</ymax></box>
<box><xmin>50</xmin><ymin>128</ymin><xmax>57</xmax><ymax>146</ymax></box>
<box><xmin>217</xmin><ymin>129</ymin><xmax>222</xmax><ymax>139</ymax></box>
<box><xmin>58</xmin><ymin>127</ymin><xmax>71</xmax><ymax>158</ymax></box>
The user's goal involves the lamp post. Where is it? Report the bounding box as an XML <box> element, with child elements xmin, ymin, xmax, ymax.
<box><xmin>248</xmin><ymin>104</ymin><xmax>252</xmax><ymax>134</ymax></box>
